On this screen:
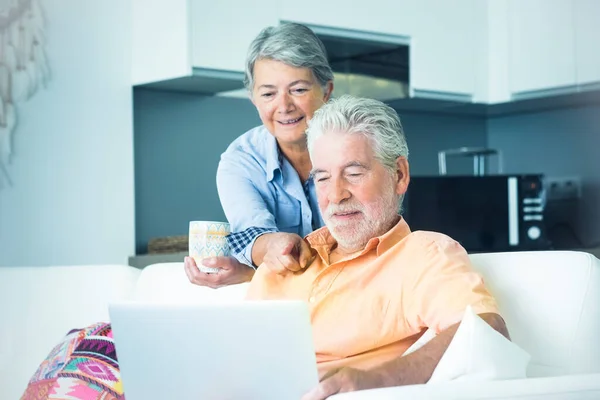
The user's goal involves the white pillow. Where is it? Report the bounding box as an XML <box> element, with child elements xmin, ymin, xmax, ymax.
<box><xmin>427</xmin><ymin>305</ymin><xmax>531</xmax><ymax>383</ymax></box>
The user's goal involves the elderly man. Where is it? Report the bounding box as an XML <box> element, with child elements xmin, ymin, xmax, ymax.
<box><xmin>246</xmin><ymin>95</ymin><xmax>509</xmax><ymax>399</ymax></box>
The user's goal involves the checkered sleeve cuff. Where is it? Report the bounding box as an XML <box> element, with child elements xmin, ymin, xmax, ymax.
<box><xmin>227</xmin><ymin>227</ymin><xmax>278</xmax><ymax>268</ymax></box>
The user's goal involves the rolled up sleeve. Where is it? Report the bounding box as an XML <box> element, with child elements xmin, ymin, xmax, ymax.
<box><xmin>226</xmin><ymin>227</ymin><xmax>277</xmax><ymax>267</ymax></box>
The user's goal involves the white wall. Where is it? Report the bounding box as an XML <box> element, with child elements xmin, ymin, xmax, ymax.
<box><xmin>0</xmin><ymin>0</ymin><xmax>135</xmax><ymax>266</ymax></box>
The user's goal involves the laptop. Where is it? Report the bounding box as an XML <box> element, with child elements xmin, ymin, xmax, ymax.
<box><xmin>109</xmin><ymin>300</ymin><xmax>319</xmax><ymax>400</ymax></box>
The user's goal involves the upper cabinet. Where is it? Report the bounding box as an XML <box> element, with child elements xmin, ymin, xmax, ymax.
<box><xmin>188</xmin><ymin>0</ymin><xmax>279</xmax><ymax>72</ymax></box>
<box><xmin>508</xmin><ymin>0</ymin><xmax>576</xmax><ymax>96</ymax></box>
<box><xmin>132</xmin><ymin>0</ymin><xmax>600</xmax><ymax>104</ymax></box>
<box><xmin>574</xmin><ymin>0</ymin><xmax>600</xmax><ymax>85</ymax></box>
<box><xmin>280</xmin><ymin>0</ymin><xmax>485</xmax><ymax>101</ymax></box>
<box><xmin>132</xmin><ymin>0</ymin><xmax>278</xmax><ymax>89</ymax></box>
<box><xmin>132</xmin><ymin>0</ymin><xmax>191</xmax><ymax>85</ymax></box>
<box><xmin>133</xmin><ymin>0</ymin><xmax>486</xmax><ymax>101</ymax></box>
<box><xmin>504</xmin><ymin>0</ymin><xmax>600</xmax><ymax>100</ymax></box>
<box><xmin>401</xmin><ymin>0</ymin><xmax>487</xmax><ymax>102</ymax></box>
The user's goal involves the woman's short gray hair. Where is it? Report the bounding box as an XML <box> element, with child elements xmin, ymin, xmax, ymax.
<box><xmin>306</xmin><ymin>95</ymin><xmax>409</xmax><ymax>171</ymax></box>
<box><xmin>244</xmin><ymin>23</ymin><xmax>334</xmax><ymax>92</ymax></box>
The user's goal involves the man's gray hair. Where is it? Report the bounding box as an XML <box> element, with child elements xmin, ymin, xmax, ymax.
<box><xmin>244</xmin><ymin>23</ymin><xmax>334</xmax><ymax>92</ymax></box>
<box><xmin>306</xmin><ymin>95</ymin><xmax>409</xmax><ymax>171</ymax></box>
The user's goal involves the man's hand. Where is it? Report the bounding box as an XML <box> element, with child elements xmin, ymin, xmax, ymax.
<box><xmin>183</xmin><ymin>256</ymin><xmax>254</xmax><ymax>289</ymax></box>
<box><xmin>260</xmin><ymin>232</ymin><xmax>316</xmax><ymax>275</ymax></box>
<box><xmin>301</xmin><ymin>367</ymin><xmax>389</xmax><ymax>400</ymax></box>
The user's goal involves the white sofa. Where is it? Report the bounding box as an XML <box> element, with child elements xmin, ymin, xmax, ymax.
<box><xmin>332</xmin><ymin>251</ymin><xmax>600</xmax><ymax>399</ymax></box>
<box><xmin>1</xmin><ymin>251</ymin><xmax>599</xmax><ymax>400</ymax></box>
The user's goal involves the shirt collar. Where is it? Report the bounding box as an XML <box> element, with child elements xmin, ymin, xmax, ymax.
<box><xmin>264</xmin><ymin>129</ymin><xmax>282</xmax><ymax>182</ymax></box>
<box><xmin>306</xmin><ymin>217</ymin><xmax>412</xmax><ymax>261</ymax></box>
<box><xmin>375</xmin><ymin>217</ymin><xmax>412</xmax><ymax>256</ymax></box>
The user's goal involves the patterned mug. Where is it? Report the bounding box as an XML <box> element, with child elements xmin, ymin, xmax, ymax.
<box><xmin>189</xmin><ymin>221</ymin><xmax>231</xmax><ymax>274</ymax></box>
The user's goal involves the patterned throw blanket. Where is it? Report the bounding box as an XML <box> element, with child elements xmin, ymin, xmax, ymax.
<box><xmin>21</xmin><ymin>323</ymin><xmax>124</xmax><ymax>400</ymax></box>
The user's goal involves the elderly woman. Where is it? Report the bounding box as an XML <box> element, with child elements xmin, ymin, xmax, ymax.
<box><xmin>184</xmin><ymin>23</ymin><xmax>334</xmax><ymax>288</ymax></box>
<box><xmin>21</xmin><ymin>23</ymin><xmax>334</xmax><ymax>400</ymax></box>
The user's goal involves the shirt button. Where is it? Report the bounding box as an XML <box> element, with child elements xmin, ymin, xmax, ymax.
<box><xmin>309</xmin><ymin>296</ymin><xmax>316</xmax><ymax>303</ymax></box>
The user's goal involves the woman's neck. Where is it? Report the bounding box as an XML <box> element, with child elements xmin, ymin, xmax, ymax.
<box><xmin>278</xmin><ymin>141</ymin><xmax>312</xmax><ymax>182</ymax></box>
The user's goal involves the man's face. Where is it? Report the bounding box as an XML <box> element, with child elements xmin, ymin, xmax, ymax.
<box><xmin>311</xmin><ymin>131</ymin><xmax>409</xmax><ymax>252</ymax></box>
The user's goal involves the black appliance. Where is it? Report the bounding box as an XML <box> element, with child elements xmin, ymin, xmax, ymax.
<box><xmin>403</xmin><ymin>175</ymin><xmax>552</xmax><ymax>253</ymax></box>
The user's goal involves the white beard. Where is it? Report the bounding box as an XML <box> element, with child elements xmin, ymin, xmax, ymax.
<box><xmin>324</xmin><ymin>177</ymin><xmax>400</xmax><ymax>252</ymax></box>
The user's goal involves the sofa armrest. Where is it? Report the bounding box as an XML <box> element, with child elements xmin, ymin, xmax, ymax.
<box><xmin>0</xmin><ymin>264</ymin><xmax>141</xmax><ymax>400</ymax></box>
<box><xmin>329</xmin><ymin>373</ymin><xmax>600</xmax><ymax>400</ymax></box>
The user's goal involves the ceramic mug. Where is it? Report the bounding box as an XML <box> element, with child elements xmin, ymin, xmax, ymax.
<box><xmin>189</xmin><ymin>221</ymin><xmax>231</xmax><ymax>274</ymax></box>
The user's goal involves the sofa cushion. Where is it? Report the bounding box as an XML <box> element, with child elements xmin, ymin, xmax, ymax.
<box><xmin>469</xmin><ymin>251</ymin><xmax>600</xmax><ymax>377</ymax></box>
<box><xmin>21</xmin><ymin>322</ymin><xmax>124</xmax><ymax>400</ymax></box>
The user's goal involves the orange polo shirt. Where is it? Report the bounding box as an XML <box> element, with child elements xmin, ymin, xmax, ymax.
<box><xmin>246</xmin><ymin>218</ymin><xmax>499</xmax><ymax>375</ymax></box>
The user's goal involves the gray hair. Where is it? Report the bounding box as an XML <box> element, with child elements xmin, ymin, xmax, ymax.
<box><xmin>244</xmin><ymin>23</ymin><xmax>334</xmax><ymax>92</ymax></box>
<box><xmin>306</xmin><ymin>95</ymin><xmax>409</xmax><ymax>170</ymax></box>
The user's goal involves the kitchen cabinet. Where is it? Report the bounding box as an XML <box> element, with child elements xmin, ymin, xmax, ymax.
<box><xmin>281</xmin><ymin>0</ymin><xmax>486</xmax><ymax>101</ymax></box>
<box><xmin>188</xmin><ymin>0</ymin><xmax>279</xmax><ymax>73</ymax></box>
<box><xmin>488</xmin><ymin>0</ymin><xmax>600</xmax><ymax>103</ymax></box>
<box><xmin>132</xmin><ymin>0</ymin><xmax>599</xmax><ymax>105</ymax></box>
<box><xmin>132</xmin><ymin>0</ymin><xmax>191</xmax><ymax>85</ymax></box>
<box><xmin>507</xmin><ymin>0</ymin><xmax>577</xmax><ymax>96</ymax></box>
<box><xmin>574</xmin><ymin>0</ymin><xmax>600</xmax><ymax>85</ymax></box>
<box><xmin>133</xmin><ymin>0</ymin><xmax>278</xmax><ymax>87</ymax></box>
<box><xmin>134</xmin><ymin>0</ymin><xmax>486</xmax><ymax>101</ymax></box>
<box><xmin>485</xmin><ymin>0</ymin><xmax>511</xmax><ymax>104</ymax></box>
<box><xmin>405</xmin><ymin>0</ymin><xmax>487</xmax><ymax>101</ymax></box>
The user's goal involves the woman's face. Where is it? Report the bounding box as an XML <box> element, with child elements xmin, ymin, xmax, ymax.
<box><xmin>251</xmin><ymin>59</ymin><xmax>333</xmax><ymax>148</ymax></box>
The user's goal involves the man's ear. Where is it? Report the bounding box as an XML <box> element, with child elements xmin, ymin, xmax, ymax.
<box><xmin>394</xmin><ymin>156</ymin><xmax>410</xmax><ymax>196</ymax></box>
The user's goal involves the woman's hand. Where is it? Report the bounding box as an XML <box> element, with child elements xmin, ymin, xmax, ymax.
<box><xmin>184</xmin><ymin>256</ymin><xmax>254</xmax><ymax>289</ymax></box>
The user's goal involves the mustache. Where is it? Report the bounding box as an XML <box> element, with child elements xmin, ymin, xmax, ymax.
<box><xmin>325</xmin><ymin>202</ymin><xmax>364</xmax><ymax>218</ymax></box>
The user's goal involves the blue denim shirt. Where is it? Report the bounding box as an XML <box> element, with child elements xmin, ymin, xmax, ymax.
<box><xmin>217</xmin><ymin>125</ymin><xmax>324</xmax><ymax>267</ymax></box>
